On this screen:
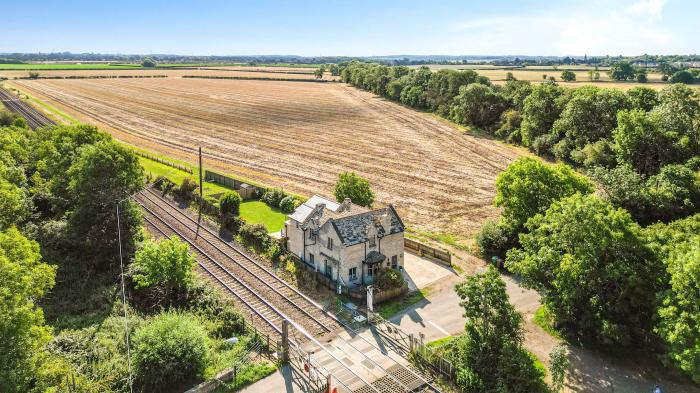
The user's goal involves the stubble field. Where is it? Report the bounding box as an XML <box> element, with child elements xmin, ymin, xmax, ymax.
<box><xmin>11</xmin><ymin>77</ymin><xmax>522</xmax><ymax>239</ymax></box>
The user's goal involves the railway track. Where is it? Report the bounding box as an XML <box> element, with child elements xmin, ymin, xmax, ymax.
<box><xmin>135</xmin><ymin>187</ymin><xmax>341</xmax><ymax>340</ymax></box>
<box><xmin>135</xmin><ymin>187</ymin><xmax>439</xmax><ymax>392</ymax></box>
<box><xmin>0</xmin><ymin>87</ymin><xmax>55</xmax><ymax>129</ymax></box>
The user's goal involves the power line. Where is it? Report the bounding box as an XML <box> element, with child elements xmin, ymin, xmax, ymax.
<box><xmin>116</xmin><ymin>202</ymin><xmax>134</xmax><ymax>393</ymax></box>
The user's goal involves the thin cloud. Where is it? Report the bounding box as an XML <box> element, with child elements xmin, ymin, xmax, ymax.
<box><xmin>449</xmin><ymin>0</ymin><xmax>673</xmax><ymax>55</ymax></box>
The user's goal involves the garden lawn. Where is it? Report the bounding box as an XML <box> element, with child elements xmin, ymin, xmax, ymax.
<box><xmin>240</xmin><ymin>201</ymin><xmax>287</xmax><ymax>233</ymax></box>
<box><xmin>139</xmin><ymin>157</ymin><xmax>232</xmax><ymax>197</ymax></box>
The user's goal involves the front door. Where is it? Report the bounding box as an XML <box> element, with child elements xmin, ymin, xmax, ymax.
<box><xmin>324</xmin><ymin>260</ymin><xmax>332</xmax><ymax>279</ymax></box>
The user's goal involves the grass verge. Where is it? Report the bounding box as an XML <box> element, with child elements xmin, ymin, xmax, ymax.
<box><xmin>533</xmin><ymin>305</ymin><xmax>564</xmax><ymax>340</ymax></box>
<box><xmin>376</xmin><ymin>288</ymin><xmax>428</xmax><ymax>319</ymax></box>
<box><xmin>426</xmin><ymin>335</ymin><xmax>454</xmax><ymax>349</ymax></box>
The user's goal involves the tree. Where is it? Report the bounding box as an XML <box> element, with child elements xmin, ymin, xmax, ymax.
<box><xmin>314</xmin><ymin>67</ymin><xmax>324</xmax><ymax>79</ymax></box>
<box><xmin>613</xmin><ymin>109</ymin><xmax>673</xmax><ymax>175</ymax></box>
<box><xmin>448</xmin><ymin>266</ymin><xmax>547</xmax><ymax>393</ymax></box>
<box><xmin>506</xmin><ymin>194</ymin><xmax>661</xmax><ymax>345</ymax></box>
<box><xmin>560</xmin><ymin>70</ymin><xmax>576</xmax><ymax>81</ymax></box>
<box><xmin>67</xmin><ymin>140</ymin><xmax>144</xmax><ymax>266</ymax></box>
<box><xmin>670</xmin><ymin>70</ymin><xmax>695</xmax><ymax>84</ymax></box>
<box><xmin>334</xmin><ymin>172</ymin><xmax>374</xmax><ymax>207</ymax></box>
<box><xmin>608</xmin><ymin>61</ymin><xmax>635</xmax><ymax>80</ymax></box>
<box><xmin>626</xmin><ymin>86</ymin><xmax>658</xmax><ymax>112</ymax></box>
<box><xmin>0</xmin><ymin>228</ymin><xmax>56</xmax><ymax>392</ymax></box>
<box><xmin>0</xmin><ymin>177</ymin><xmax>26</xmax><ymax>230</ymax></box>
<box><xmin>494</xmin><ymin>157</ymin><xmax>593</xmax><ymax>230</ymax></box>
<box><xmin>656</xmin><ymin>236</ymin><xmax>700</xmax><ymax>383</ymax></box>
<box><xmin>141</xmin><ymin>57</ymin><xmax>157</xmax><ymax>68</ymax></box>
<box><xmin>130</xmin><ymin>237</ymin><xmax>196</xmax><ymax>299</ymax></box>
<box><xmin>549</xmin><ymin>345</ymin><xmax>569</xmax><ymax>393</ymax></box>
<box><xmin>520</xmin><ymin>83</ymin><xmax>567</xmax><ymax>147</ymax></box>
<box><xmin>635</xmin><ymin>69</ymin><xmax>648</xmax><ymax>83</ymax></box>
<box><xmin>450</xmin><ymin>83</ymin><xmax>507</xmax><ymax>129</ymax></box>
<box><xmin>551</xmin><ymin>87</ymin><xmax>630</xmax><ymax>162</ymax></box>
<box><xmin>132</xmin><ymin>312</ymin><xmax>209</xmax><ymax>392</ymax></box>
<box><xmin>219</xmin><ymin>191</ymin><xmax>242</xmax><ymax>216</ymax></box>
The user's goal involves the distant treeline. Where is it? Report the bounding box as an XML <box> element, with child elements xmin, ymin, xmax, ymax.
<box><xmin>339</xmin><ymin>61</ymin><xmax>700</xmax><ymax>226</ymax></box>
<box><xmin>3</xmin><ymin>52</ymin><xmax>700</xmax><ymax>67</ymax></box>
<box><xmin>182</xmin><ymin>75</ymin><xmax>332</xmax><ymax>83</ymax></box>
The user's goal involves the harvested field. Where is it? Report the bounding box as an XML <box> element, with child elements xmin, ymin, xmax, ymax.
<box><xmin>12</xmin><ymin>77</ymin><xmax>523</xmax><ymax>239</ymax></box>
<box><xmin>0</xmin><ymin>68</ymin><xmax>337</xmax><ymax>81</ymax></box>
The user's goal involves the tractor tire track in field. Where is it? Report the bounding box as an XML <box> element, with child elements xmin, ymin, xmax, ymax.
<box><xmin>13</xmin><ymin>78</ymin><xmax>524</xmax><ymax>239</ymax></box>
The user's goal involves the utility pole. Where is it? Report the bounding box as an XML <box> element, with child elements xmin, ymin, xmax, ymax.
<box><xmin>198</xmin><ymin>146</ymin><xmax>203</xmax><ymax>200</ymax></box>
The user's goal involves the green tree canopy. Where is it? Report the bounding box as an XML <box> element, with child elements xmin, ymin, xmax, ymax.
<box><xmin>507</xmin><ymin>194</ymin><xmax>661</xmax><ymax>345</ymax></box>
<box><xmin>520</xmin><ymin>83</ymin><xmax>568</xmax><ymax>147</ymax></box>
<box><xmin>0</xmin><ymin>227</ymin><xmax>56</xmax><ymax>392</ymax></box>
<box><xmin>560</xmin><ymin>70</ymin><xmax>576</xmax><ymax>81</ymax></box>
<box><xmin>608</xmin><ymin>61</ymin><xmax>636</xmax><ymax>80</ymax></box>
<box><xmin>67</xmin><ymin>140</ymin><xmax>144</xmax><ymax>265</ymax></box>
<box><xmin>141</xmin><ymin>57</ymin><xmax>157</xmax><ymax>68</ymax></box>
<box><xmin>448</xmin><ymin>266</ymin><xmax>547</xmax><ymax>393</ymax></box>
<box><xmin>0</xmin><ymin>177</ymin><xmax>27</xmax><ymax>230</ymax></box>
<box><xmin>132</xmin><ymin>312</ymin><xmax>209</xmax><ymax>392</ymax></box>
<box><xmin>494</xmin><ymin>157</ymin><xmax>593</xmax><ymax>230</ymax></box>
<box><xmin>130</xmin><ymin>237</ymin><xmax>196</xmax><ymax>297</ymax></box>
<box><xmin>334</xmin><ymin>172</ymin><xmax>374</xmax><ymax>207</ymax></box>
<box><xmin>450</xmin><ymin>83</ymin><xmax>507</xmax><ymax>129</ymax></box>
<box><xmin>551</xmin><ymin>87</ymin><xmax>630</xmax><ymax>162</ymax></box>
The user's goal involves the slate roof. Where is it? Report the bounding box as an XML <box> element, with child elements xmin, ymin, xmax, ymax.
<box><xmin>365</xmin><ymin>250</ymin><xmax>386</xmax><ymax>264</ymax></box>
<box><xmin>288</xmin><ymin>195</ymin><xmax>341</xmax><ymax>223</ymax></box>
<box><xmin>331</xmin><ymin>205</ymin><xmax>405</xmax><ymax>246</ymax></box>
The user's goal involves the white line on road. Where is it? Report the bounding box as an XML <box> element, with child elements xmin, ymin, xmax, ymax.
<box><xmin>428</xmin><ymin>320</ymin><xmax>450</xmax><ymax>336</ymax></box>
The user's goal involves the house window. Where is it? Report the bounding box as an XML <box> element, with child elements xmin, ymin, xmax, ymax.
<box><xmin>367</xmin><ymin>264</ymin><xmax>377</xmax><ymax>277</ymax></box>
<box><xmin>327</xmin><ymin>237</ymin><xmax>333</xmax><ymax>250</ymax></box>
<box><xmin>309</xmin><ymin>253</ymin><xmax>315</xmax><ymax>266</ymax></box>
<box><xmin>349</xmin><ymin>267</ymin><xmax>357</xmax><ymax>281</ymax></box>
<box><xmin>392</xmin><ymin>255</ymin><xmax>398</xmax><ymax>269</ymax></box>
<box><xmin>369</xmin><ymin>235</ymin><xmax>376</xmax><ymax>248</ymax></box>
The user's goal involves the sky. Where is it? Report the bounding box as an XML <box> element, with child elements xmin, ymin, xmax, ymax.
<box><xmin>2</xmin><ymin>0</ymin><xmax>698</xmax><ymax>57</ymax></box>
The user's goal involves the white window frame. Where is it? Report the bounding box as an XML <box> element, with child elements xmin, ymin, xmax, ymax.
<box><xmin>349</xmin><ymin>267</ymin><xmax>357</xmax><ymax>281</ymax></box>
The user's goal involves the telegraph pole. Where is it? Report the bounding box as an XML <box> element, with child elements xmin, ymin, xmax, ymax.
<box><xmin>198</xmin><ymin>146</ymin><xmax>203</xmax><ymax>199</ymax></box>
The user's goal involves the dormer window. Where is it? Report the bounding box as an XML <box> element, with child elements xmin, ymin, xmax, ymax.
<box><xmin>369</xmin><ymin>235</ymin><xmax>376</xmax><ymax>248</ymax></box>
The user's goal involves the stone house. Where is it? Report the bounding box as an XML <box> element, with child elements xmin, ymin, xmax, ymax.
<box><xmin>283</xmin><ymin>195</ymin><xmax>405</xmax><ymax>289</ymax></box>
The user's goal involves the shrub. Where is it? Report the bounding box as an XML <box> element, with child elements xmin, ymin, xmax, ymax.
<box><xmin>154</xmin><ymin>176</ymin><xmax>175</xmax><ymax>195</ymax></box>
<box><xmin>176</xmin><ymin>177</ymin><xmax>198</xmax><ymax>202</ymax></box>
<box><xmin>132</xmin><ymin>312</ymin><xmax>209</xmax><ymax>392</ymax></box>
<box><xmin>185</xmin><ymin>280</ymin><xmax>245</xmax><ymax>338</ymax></box>
<box><xmin>475</xmin><ymin>219</ymin><xmax>515</xmax><ymax>258</ymax></box>
<box><xmin>374</xmin><ymin>268</ymin><xmax>405</xmax><ymax>290</ymax></box>
<box><xmin>238</xmin><ymin>223</ymin><xmax>270</xmax><ymax>251</ymax></box>
<box><xmin>219</xmin><ymin>191</ymin><xmax>242</xmax><ymax>216</ymax></box>
<box><xmin>261</xmin><ymin>188</ymin><xmax>286</xmax><ymax>207</ymax></box>
<box><xmin>278</xmin><ymin>195</ymin><xmax>297</xmax><ymax>213</ymax></box>
<box><xmin>129</xmin><ymin>237</ymin><xmax>196</xmax><ymax>303</ymax></box>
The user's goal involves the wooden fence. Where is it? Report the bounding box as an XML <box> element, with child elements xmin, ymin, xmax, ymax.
<box><xmin>404</xmin><ymin>238</ymin><xmax>451</xmax><ymax>266</ymax></box>
<box><xmin>204</xmin><ymin>170</ymin><xmax>261</xmax><ymax>199</ymax></box>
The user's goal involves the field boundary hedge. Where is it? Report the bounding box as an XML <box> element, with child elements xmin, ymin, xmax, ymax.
<box><xmin>182</xmin><ymin>75</ymin><xmax>333</xmax><ymax>83</ymax></box>
<box><xmin>198</xmin><ymin>67</ymin><xmax>315</xmax><ymax>75</ymax></box>
<box><xmin>14</xmin><ymin>75</ymin><xmax>169</xmax><ymax>80</ymax></box>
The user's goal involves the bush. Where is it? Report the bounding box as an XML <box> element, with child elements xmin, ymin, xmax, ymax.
<box><xmin>475</xmin><ymin>219</ymin><xmax>515</xmax><ymax>258</ymax></box>
<box><xmin>154</xmin><ymin>176</ymin><xmax>175</xmax><ymax>196</ymax></box>
<box><xmin>130</xmin><ymin>237</ymin><xmax>195</xmax><ymax>293</ymax></box>
<box><xmin>185</xmin><ymin>280</ymin><xmax>245</xmax><ymax>338</ymax></box>
<box><xmin>374</xmin><ymin>268</ymin><xmax>405</xmax><ymax>290</ymax></box>
<box><xmin>238</xmin><ymin>223</ymin><xmax>270</xmax><ymax>251</ymax></box>
<box><xmin>261</xmin><ymin>188</ymin><xmax>286</xmax><ymax>207</ymax></box>
<box><xmin>278</xmin><ymin>195</ymin><xmax>298</xmax><ymax>213</ymax></box>
<box><xmin>132</xmin><ymin>312</ymin><xmax>209</xmax><ymax>392</ymax></box>
<box><xmin>219</xmin><ymin>191</ymin><xmax>242</xmax><ymax>216</ymax></box>
<box><xmin>176</xmin><ymin>177</ymin><xmax>198</xmax><ymax>202</ymax></box>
